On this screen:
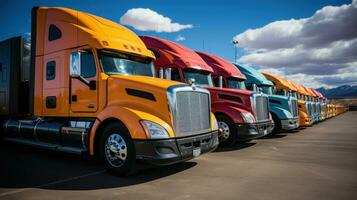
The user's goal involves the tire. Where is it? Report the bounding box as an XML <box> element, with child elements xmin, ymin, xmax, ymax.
<box><xmin>216</xmin><ymin>115</ymin><xmax>237</xmax><ymax>147</ymax></box>
<box><xmin>271</xmin><ymin>114</ymin><xmax>281</xmax><ymax>135</ymax></box>
<box><xmin>99</xmin><ymin>122</ymin><xmax>136</xmax><ymax>176</ymax></box>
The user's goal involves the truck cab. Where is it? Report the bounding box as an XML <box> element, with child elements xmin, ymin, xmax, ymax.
<box><xmin>311</xmin><ymin>89</ymin><xmax>327</xmax><ymax>121</ymax></box>
<box><xmin>304</xmin><ymin>87</ymin><xmax>320</xmax><ymax>123</ymax></box>
<box><xmin>140</xmin><ymin>36</ymin><xmax>273</xmax><ymax>147</ymax></box>
<box><xmin>235</xmin><ymin>64</ymin><xmax>299</xmax><ymax>133</ymax></box>
<box><xmin>0</xmin><ymin>7</ymin><xmax>219</xmax><ymax>176</ymax></box>
<box><xmin>291</xmin><ymin>82</ymin><xmax>314</xmax><ymax>126</ymax></box>
<box><xmin>196</xmin><ymin>51</ymin><xmax>274</xmax><ymax>143</ymax></box>
<box><xmin>262</xmin><ymin>72</ymin><xmax>312</xmax><ymax>128</ymax></box>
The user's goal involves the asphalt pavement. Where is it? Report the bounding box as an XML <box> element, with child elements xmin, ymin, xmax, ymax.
<box><xmin>0</xmin><ymin>112</ymin><xmax>356</xmax><ymax>200</ymax></box>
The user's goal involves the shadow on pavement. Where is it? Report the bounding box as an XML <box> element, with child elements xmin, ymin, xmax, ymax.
<box><xmin>213</xmin><ymin>142</ymin><xmax>256</xmax><ymax>152</ymax></box>
<box><xmin>0</xmin><ymin>142</ymin><xmax>196</xmax><ymax>191</ymax></box>
<box><xmin>259</xmin><ymin>134</ymin><xmax>287</xmax><ymax>140</ymax></box>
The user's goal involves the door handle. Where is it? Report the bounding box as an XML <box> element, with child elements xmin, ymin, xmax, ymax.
<box><xmin>88</xmin><ymin>104</ymin><xmax>96</xmax><ymax>109</ymax></box>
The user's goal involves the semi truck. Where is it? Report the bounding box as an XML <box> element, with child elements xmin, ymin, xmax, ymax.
<box><xmin>262</xmin><ymin>72</ymin><xmax>312</xmax><ymax>127</ymax></box>
<box><xmin>196</xmin><ymin>51</ymin><xmax>274</xmax><ymax>141</ymax></box>
<box><xmin>290</xmin><ymin>82</ymin><xmax>313</xmax><ymax>127</ymax></box>
<box><xmin>0</xmin><ymin>7</ymin><xmax>219</xmax><ymax>176</ymax></box>
<box><xmin>235</xmin><ymin>65</ymin><xmax>299</xmax><ymax>133</ymax></box>
<box><xmin>311</xmin><ymin>88</ymin><xmax>327</xmax><ymax>121</ymax></box>
<box><xmin>304</xmin><ymin>87</ymin><xmax>320</xmax><ymax>123</ymax></box>
<box><xmin>140</xmin><ymin>36</ymin><xmax>272</xmax><ymax>147</ymax></box>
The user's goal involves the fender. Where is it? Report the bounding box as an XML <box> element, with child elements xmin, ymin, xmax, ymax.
<box><xmin>89</xmin><ymin>105</ymin><xmax>174</xmax><ymax>156</ymax></box>
<box><xmin>299</xmin><ymin>110</ymin><xmax>309</xmax><ymax>119</ymax></box>
<box><xmin>299</xmin><ymin>110</ymin><xmax>312</xmax><ymax>126</ymax></box>
<box><xmin>269</xmin><ymin>105</ymin><xmax>293</xmax><ymax>120</ymax></box>
<box><xmin>211</xmin><ymin>103</ymin><xmax>246</xmax><ymax>124</ymax></box>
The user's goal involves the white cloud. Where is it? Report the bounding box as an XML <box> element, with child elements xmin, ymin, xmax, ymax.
<box><xmin>233</xmin><ymin>1</ymin><xmax>357</xmax><ymax>88</ymax></box>
<box><xmin>120</xmin><ymin>8</ymin><xmax>193</xmax><ymax>33</ymax></box>
<box><xmin>175</xmin><ymin>35</ymin><xmax>186</xmax><ymax>41</ymax></box>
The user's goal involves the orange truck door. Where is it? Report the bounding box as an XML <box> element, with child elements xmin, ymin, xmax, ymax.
<box><xmin>69</xmin><ymin>50</ymin><xmax>99</xmax><ymax>113</ymax></box>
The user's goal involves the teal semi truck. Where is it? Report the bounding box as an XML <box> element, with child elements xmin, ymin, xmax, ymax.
<box><xmin>235</xmin><ymin>64</ymin><xmax>299</xmax><ymax>133</ymax></box>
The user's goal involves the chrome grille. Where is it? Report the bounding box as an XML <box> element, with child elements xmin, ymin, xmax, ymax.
<box><xmin>251</xmin><ymin>94</ymin><xmax>269</xmax><ymax>122</ymax></box>
<box><xmin>290</xmin><ymin>98</ymin><xmax>298</xmax><ymax>117</ymax></box>
<box><xmin>307</xmin><ymin>102</ymin><xmax>313</xmax><ymax>117</ymax></box>
<box><xmin>305</xmin><ymin>102</ymin><xmax>310</xmax><ymax>116</ymax></box>
<box><xmin>312</xmin><ymin>103</ymin><xmax>317</xmax><ymax>115</ymax></box>
<box><xmin>167</xmin><ymin>85</ymin><xmax>211</xmax><ymax>138</ymax></box>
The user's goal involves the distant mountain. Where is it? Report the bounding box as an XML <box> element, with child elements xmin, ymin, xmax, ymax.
<box><xmin>316</xmin><ymin>85</ymin><xmax>357</xmax><ymax>99</ymax></box>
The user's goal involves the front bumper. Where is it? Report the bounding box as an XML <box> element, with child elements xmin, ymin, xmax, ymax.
<box><xmin>281</xmin><ymin>117</ymin><xmax>300</xmax><ymax>130</ymax></box>
<box><xmin>300</xmin><ymin>117</ymin><xmax>313</xmax><ymax>127</ymax></box>
<box><xmin>133</xmin><ymin>130</ymin><xmax>219</xmax><ymax>165</ymax></box>
<box><xmin>235</xmin><ymin>120</ymin><xmax>274</xmax><ymax>141</ymax></box>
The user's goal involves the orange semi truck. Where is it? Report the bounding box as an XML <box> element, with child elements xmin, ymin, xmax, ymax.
<box><xmin>291</xmin><ymin>82</ymin><xmax>314</xmax><ymax>126</ymax></box>
<box><xmin>0</xmin><ymin>7</ymin><xmax>219</xmax><ymax>176</ymax></box>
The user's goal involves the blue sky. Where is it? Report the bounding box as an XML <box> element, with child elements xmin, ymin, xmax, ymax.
<box><xmin>0</xmin><ymin>0</ymin><xmax>349</xmax><ymax>61</ymax></box>
<box><xmin>0</xmin><ymin>0</ymin><xmax>355</xmax><ymax>88</ymax></box>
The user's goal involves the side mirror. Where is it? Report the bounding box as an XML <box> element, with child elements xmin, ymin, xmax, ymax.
<box><xmin>252</xmin><ymin>83</ymin><xmax>258</xmax><ymax>92</ymax></box>
<box><xmin>218</xmin><ymin>76</ymin><xmax>223</xmax><ymax>88</ymax></box>
<box><xmin>89</xmin><ymin>80</ymin><xmax>96</xmax><ymax>90</ymax></box>
<box><xmin>165</xmin><ymin>68</ymin><xmax>172</xmax><ymax>80</ymax></box>
<box><xmin>70</xmin><ymin>51</ymin><xmax>96</xmax><ymax>90</ymax></box>
<box><xmin>70</xmin><ymin>51</ymin><xmax>81</xmax><ymax>76</ymax></box>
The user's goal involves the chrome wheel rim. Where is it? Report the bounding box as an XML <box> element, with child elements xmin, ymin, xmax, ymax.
<box><xmin>218</xmin><ymin>121</ymin><xmax>230</xmax><ymax>140</ymax></box>
<box><xmin>105</xmin><ymin>133</ymin><xmax>127</xmax><ymax>167</ymax></box>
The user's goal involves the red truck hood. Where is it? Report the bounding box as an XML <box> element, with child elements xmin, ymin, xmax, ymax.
<box><xmin>206</xmin><ymin>87</ymin><xmax>253</xmax><ymax>96</ymax></box>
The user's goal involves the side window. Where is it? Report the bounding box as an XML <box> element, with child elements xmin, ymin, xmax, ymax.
<box><xmin>48</xmin><ymin>24</ymin><xmax>62</xmax><ymax>41</ymax></box>
<box><xmin>213</xmin><ymin>77</ymin><xmax>218</xmax><ymax>87</ymax></box>
<box><xmin>246</xmin><ymin>83</ymin><xmax>253</xmax><ymax>91</ymax></box>
<box><xmin>80</xmin><ymin>51</ymin><xmax>96</xmax><ymax>78</ymax></box>
<box><xmin>170</xmin><ymin>68</ymin><xmax>181</xmax><ymax>81</ymax></box>
<box><xmin>46</xmin><ymin>61</ymin><xmax>56</xmax><ymax>80</ymax></box>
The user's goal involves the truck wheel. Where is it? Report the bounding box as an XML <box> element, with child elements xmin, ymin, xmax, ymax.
<box><xmin>217</xmin><ymin>115</ymin><xmax>237</xmax><ymax>147</ymax></box>
<box><xmin>271</xmin><ymin>114</ymin><xmax>281</xmax><ymax>134</ymax></box>
<box><xmin>99</xmin><ymin>122</ymin><xmax>136</xmax><ymax>176</ymax></box>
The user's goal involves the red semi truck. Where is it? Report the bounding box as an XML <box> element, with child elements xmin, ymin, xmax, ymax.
<box><xmin>141</xmin><ymin>36</ymin><xmax>274</xmax><ymax>147</ymax></box>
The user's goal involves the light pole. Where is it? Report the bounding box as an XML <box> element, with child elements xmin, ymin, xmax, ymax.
<box><xmin>233</xmin><ymin>40</ymin><xmax>238</xmax><ymax>63</ymax></box>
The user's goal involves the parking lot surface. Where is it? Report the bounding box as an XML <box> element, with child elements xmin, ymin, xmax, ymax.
<box><xmin>1</xmin><ymin>112</ymin><xmax>356</xmax><ymax>200</ymax></box>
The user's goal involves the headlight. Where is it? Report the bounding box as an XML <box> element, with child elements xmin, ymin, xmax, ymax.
<box><xmin>241</xmin><ymin>112</ymin><xmax>255</xmax><ymax>123</ymax></box>
<box><xmin>140</xmin><ymin>120</ymin><xmax>170</xmax><ymax>139</ymax></box>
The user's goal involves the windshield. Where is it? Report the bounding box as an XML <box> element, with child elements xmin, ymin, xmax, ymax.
<box><xmin>291</xmin><ymin>91</ymin><xmax>297</xmax><ymax>98</ymax></box>
<box><xmin>99</xmin><ymin>50</ymin><xmax>154</xmax><ymax>77</ymax></box>
<box><xmin>227</xmin><ymin>78</ymin><xmax>246</xmax><ymax>90</ymax></box>
<box><xmin>183</xmin><ymin>69</ymin><xmax>213</xmax><ymax>87</ymax></box>
<box><xmin>260</xmin><ymin>85</ymin><xmax>273</xmax><ymax>95</ymax></box>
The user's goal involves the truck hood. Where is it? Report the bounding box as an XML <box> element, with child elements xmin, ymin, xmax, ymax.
<box><xmin>106</xmin><ymin>75</ymin><xmax>186</xmax><ymax>126</ymax></box>
<box><xmin>269</xmin><ymin>94</ymin><xmax>289</xmax><ymax>102</ymax></box>
<box><xmin>206</xmin><ymin>87</ymin><xmax>253</xmax><ymax>96</ymax></box>
<box><xmin>206</xmin><ymin>87</ymin><xmax>254</xmax><ymax>111</ymax></box>
<box><xmin>109</xmin><ymin>75</ymin><xmax>184</xmax><ymax>90</ymax></box>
